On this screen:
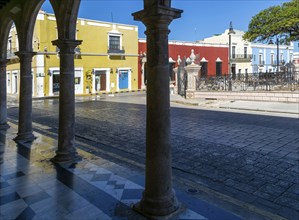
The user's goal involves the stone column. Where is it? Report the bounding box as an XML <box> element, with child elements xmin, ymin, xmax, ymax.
<box><xmin>14</xmin><ymin>51</ymin><xmax>36</xmax><ymax>142</ymax></box>
<box><xmin>51</xmin><ymin>39</ymin><xmax>82</xmax><ymax>163</ymax></box>
<box><xmin>0</xmin><ymin>59</ymin><xmax>9</xmax><ymax>130</ymax></box>
<box><xmin>133</xmin><ymin>5</ymin><xmax>183</xmax><ymax>217</ymax></box>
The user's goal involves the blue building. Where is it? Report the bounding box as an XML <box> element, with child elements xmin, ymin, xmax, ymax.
<box><xmin>251</xmin><ymin>42</ymin><xmax>294</xmax><ymax>74</ymax></box>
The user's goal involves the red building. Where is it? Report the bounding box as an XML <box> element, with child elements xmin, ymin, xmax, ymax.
<box><xmin>138</xmin><ymin>39</ymin><xmax>229</xmax><ymax>89</ymax></box>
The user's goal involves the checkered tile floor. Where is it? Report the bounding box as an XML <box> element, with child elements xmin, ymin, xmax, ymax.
<box><xmin>0</xmin><ymin>123</ymin><xmax>240</xmax><ymax>220</ymax></box>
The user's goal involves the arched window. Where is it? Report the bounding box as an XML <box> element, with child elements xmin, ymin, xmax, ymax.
<box><xmin>200</xmin><ymin>57</ymin><xmax>208</xmax><ymax>78</ymax></box>
<box><xmin>216</xmin><ymin>57</ymin><xmax>222</xmax><ymax>77</ymax></box>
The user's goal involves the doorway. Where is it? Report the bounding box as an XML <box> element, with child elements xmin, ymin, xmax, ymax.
<box><xmin>118</xmin><ymin>70</ymin><xmax>129</xmax><ymax>89</ymax></box>
<box><xmin>94</xmin><ymin>70</ymin><xmax>107</xmax><ymax>92</ymax></box>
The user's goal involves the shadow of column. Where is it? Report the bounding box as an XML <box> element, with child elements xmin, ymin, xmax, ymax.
<box><xmin>0</xmin><ymin>130</ymin><xmax>7</xmax><ymax>164</ymax></box>
<box><xmin>16</xmin><ymin>143</ymin><xmax>32</xmax><ymax>160</ymax></box>
<box><xmin>16</xmin><ymin>143</ymin><xmax>32</xmax><ymax>181</ymax></box>
<box><xmin>53</xmin><ymin>162</ymin><xmax>75</xmax><ymax>215</ymax></box>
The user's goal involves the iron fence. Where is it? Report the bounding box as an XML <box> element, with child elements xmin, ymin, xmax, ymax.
<box><xmin>195</xmin><ymin>71</ymin><xmax>299</xmax><ymax>92</ymax></box>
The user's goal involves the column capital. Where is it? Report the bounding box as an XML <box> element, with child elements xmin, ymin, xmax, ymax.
<box><xmin>132</xmin><ymin>6</ymin><xmax>183</xmax><ymax>25</ymax></box>
<box><xmin>52</xmin><ymin>39</ymin><xmax>82</xmax><ymax>54</ymax></box>
<box><xmin>15</xmin><ymin>51</ymin><xmax>36</xmax><ymax>61</ymax></box>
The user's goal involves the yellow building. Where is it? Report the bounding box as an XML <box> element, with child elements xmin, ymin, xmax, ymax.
<box><xmin>6</xmin><ymin>10</ymin><xmax>139</xmax><ymax>97</ymax></box>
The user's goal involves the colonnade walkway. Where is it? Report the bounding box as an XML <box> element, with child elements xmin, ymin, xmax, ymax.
<box><xmin>0</xmin><ymin>122</ymin><xmax>242</xmax><ymax>220</ymax></box>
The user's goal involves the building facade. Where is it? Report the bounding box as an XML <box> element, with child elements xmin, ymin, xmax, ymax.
<box><xmin>198</xmin><ymin>28</ymin><xmax>296</xmax><ymax>76</ymax></box>
<box><xmin>6</xmin><ymin>10</ymin><xmax>139</xmax><ymax>97</ymax></box>
<box><xmin>198</xmin><ymin>29</ymin><xmax>252</xmax><ymax>78</ymax></box>
<box><xmin>138</xmin><ymin>39</ymin><xmax>228</xmax><ymax>89</ymax></box>
<box><xmin>251</xmin><ymin>42</ymin><xmax>294</xmax><ymax>73</ymax></box>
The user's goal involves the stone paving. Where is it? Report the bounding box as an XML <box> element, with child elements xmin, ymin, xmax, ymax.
<box><xmin>6</xmin><ymin>94</ymin><xmax>299</xmax><ymax>219</ymax></box>
<box><xmin>2</xmin><ymin>124</ymin><xmax>229</xmax><ymax>220</ymax></box>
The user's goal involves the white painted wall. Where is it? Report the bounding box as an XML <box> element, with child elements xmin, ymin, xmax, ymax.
<box><xmin>199</xmin><ymin>29</ymin><xmax>252</xmax><ymax>73</ymax></box>
<box><xmin>35</xmin><ymin>55</ymin><xmax>45</xmax><ymax>97</ymax></box>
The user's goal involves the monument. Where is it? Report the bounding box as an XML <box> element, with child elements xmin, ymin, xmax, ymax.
<box><xmin>184</xmin><ymin>49</ymin><xmax>201</xmax><ymax>98</ymax></box>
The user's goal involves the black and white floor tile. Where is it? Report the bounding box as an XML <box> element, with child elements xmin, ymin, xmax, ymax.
<box><xmin>0</xmin><ymin>124</ymin><xmax>240</xmax><ymax>220</ymax></box>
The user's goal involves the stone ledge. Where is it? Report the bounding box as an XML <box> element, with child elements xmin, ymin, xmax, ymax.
<box><xmin>193</xmin><ymin>91</ymin><xmax>298</xmax><ymax>103</ymax></box>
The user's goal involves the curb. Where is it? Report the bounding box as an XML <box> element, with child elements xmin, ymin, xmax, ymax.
<box><xmin>171</xmin><ymin>99</ymin><xmax>299</xmax><ymax>115</ymax></box>
<box><xmin>218</xmin><ymin>106</ymin><xmax>299</xmax><ymax>115</ymax></box>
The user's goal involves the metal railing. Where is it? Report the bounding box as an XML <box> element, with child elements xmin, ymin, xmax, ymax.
<box><xmin>231</xmin><ymin>54</ymin><xmax>252</xmax><ymax>62</ymax></box>
<box><xmin>195</xmin><ymin>71</ymin><xmax>299</xmax><ymax>92</ymax></box>
<box><xmin>107</xmin><ymin>46</ymin><xmax>125</xmax><ymax>54</ymax></box>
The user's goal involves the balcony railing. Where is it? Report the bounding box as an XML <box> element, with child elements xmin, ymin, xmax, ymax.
<box><xmin>107</xmin><ymin>47</ymin><xmax>125</xmax><ymax>55</ymax></box>
<box><xmin>231</xmin><ymin>54</ymin><xmax>252</xmax><ymax>62</ymax></box>
<box><xmin>271</xmin><ymin>60</ymin><xmax>285</xmax><ymax>66</ymax></box>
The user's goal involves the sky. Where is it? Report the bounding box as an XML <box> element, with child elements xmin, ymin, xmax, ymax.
<box><xmin>41</xmin><ymin>0</ymin><xmax>289</xmax><ymax>42</ymax></box>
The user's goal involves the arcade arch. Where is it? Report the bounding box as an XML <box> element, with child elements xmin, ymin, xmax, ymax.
<box><xmin>0</xmin><ymin>0</ymin><xmax>183</xmax><ymax>218</ymax></box>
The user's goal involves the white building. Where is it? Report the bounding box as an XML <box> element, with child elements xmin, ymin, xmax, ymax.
<box><xmin>198</xmin><ymin>29</ymin><xmax>252</xmax><ymax>77</ymax></box>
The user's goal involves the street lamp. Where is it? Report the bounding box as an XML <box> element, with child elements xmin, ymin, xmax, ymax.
<box><xmin>228</xmin><ymin>21</ymin><xmax>235</xmax><ymax>90</ymax></box>
<box><xmin>276</xmin><ymin>37</ymin><xmax>280</xmax><ymax>73</ymax></box>
<box><xmin>269</xmin><ymin>37</ymin><xmax>280</xmax><ymax>73</ymax></box>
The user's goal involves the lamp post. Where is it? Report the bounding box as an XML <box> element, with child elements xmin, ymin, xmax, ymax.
<box><xmin>228</xmin><ymin>21</ymin><xmax>235</xmax><ymax>91</ymax></box>
<box><xmin>270</xmin><ymin>37</ymin><xmax>280</xmax><ymax>73</ymax></box>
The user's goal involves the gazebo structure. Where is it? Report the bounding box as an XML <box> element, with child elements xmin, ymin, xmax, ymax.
<box><xmin>0</xmin><ymin>0</ymin><xmax>183</xmax><ymax>218</ymax></box>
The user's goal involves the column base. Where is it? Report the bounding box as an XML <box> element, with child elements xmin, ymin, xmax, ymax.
<box><xmin>51</xmin><ymin>149</ymin><xmax>81</xmax><ymax>164</ymax></box>
<box><xmin>186</xmin><ymin>90</ymin><xmax>195</xmax><ymax>99</ymax></box>
<box><xmin>14</xmin><ymin>132</ymin><xmax>36</xmax><ymax>143</ymax></box>
<box><xmin>133</xmin><ymin>190</ymin><xmax>181</xmax><ymax>218</ymax></box>
<box><xmin>0</xmin><ymin>123</ymin><xmax>10</xmax><ymax>130</ymax></box>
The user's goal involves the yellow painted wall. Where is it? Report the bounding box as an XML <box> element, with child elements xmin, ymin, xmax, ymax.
<box><xmin>7</xmin><ymin>11</ymin><xmax>139</xmax><ymax>97</ymax></box>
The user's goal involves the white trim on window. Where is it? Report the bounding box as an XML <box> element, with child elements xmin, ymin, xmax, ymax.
<box><xmin>108</xmin><ymin>30</ymin><xmax>122</xmax><ymax>51</ymax></box>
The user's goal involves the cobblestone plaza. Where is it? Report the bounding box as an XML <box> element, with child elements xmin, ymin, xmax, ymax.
<box><xmin>2</xmin><ymin>93</ymin><xmax>298</xmax><ymax>219</ymax></box>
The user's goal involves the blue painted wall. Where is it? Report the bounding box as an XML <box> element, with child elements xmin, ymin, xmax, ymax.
<box><xmin>251</xmin><ymin>43</ymin><xmax>293</xmax><ymax>73</ymax></box>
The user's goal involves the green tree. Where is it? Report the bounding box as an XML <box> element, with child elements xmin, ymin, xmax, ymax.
<box><xmin>243</xmin><ymin>0</ymin><xmax>299</xmax><ymax>43</ymax></box>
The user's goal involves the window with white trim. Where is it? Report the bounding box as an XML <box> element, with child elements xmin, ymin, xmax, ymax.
<box><xmin>280</xmin><ymin>53</ymin><xmax>283</xmax><ymax>64</ymax></box>
<box><xmin>271</xmin><ymin>54</ymin><xmax>274</xmax><ymax>65</ymax></box>
<box><xmin>232</xmin><ymin>46</ymin><xmax>236</xmax><ymax>59</ymax></box>
<box><xmin>107</xmin><ymin>31</ymin><xmax>124</xmax><ymax>55</ymax></box>
<box><xmin>109</xmin><ymin>35</ymin><xmax>120</xmax><ymax>50</ymax></box>
<box><xmin>259</xmin><ymin>54</ymin><xmax>263</xmax><ymax>65</ymax></box>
